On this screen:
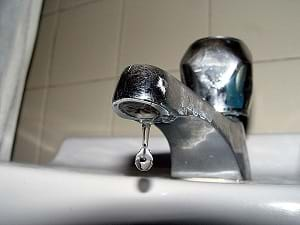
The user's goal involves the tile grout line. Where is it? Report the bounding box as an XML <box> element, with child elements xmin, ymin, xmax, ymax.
<box><xmin>26</xmin><ymin>76</ymin><xmax>117</xmax><ymax>91</ymax></box>
<box><xmin>41</xmin><ymin>0</ymin><xmax>60</xmax><ymax>17</ymax></box>
<box><xmin>25</xmin><ymin>53</ymin><xmax>300</xmax><ymax>92</ymax></box>
<box><xmin>116</xmin><ymin>0</ymin><xmax>126</xmax><ymax>75</ymax></box>
<box><xmin>208</xmin><ymin>0</ymin><xmax>212</xmax><ymax>36</ymax></box>
<box><xmin>43</xmin><ymin>11</ymin><xmax>59</xmax><ymax>17</ymax></box>
<box><xmin>254</xmin><ymin>56</ymin><xmax>300</xmax><ymax>64</ymax></box>
<box><xmin>110</xmin><ymin>0</ymin><xmax>126</xmax><ymax>137</ymax></box>
<box><xmin>37</xmin><ymin>10</ymin><xmax>61</xmax><ymax>164</ymax></box>
<box><xmin>43</xmin><ymin>0</ymin><xmax>101</xmax><ymax>17</ymax></box>
<box><xmin>167</xmin><ymin>68</ymin><xmax>180</xmax><ymax>74</ymax></box>
<box><xmin>58</xmin><ymin>0</ymin><xmax>101</xmax><ymax>13</ymax></box>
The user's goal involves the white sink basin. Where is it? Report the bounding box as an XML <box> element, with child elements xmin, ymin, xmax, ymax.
<box><xmin>1</xmin><ymin>134</ymin><xmax>300</xmax><ymax>224</ymax></box>
<box><xmin>54</xmin><ymin>134</ymin><xmax>300</xmax><ymax>184</ymax></box>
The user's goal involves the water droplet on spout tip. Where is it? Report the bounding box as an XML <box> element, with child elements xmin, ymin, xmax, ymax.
<box><xmin>135</xmin><ymin>122</ymin><xmax>153</xmax><ymax>172</ymax></box>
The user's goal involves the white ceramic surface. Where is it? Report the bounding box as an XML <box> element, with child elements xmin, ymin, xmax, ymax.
<box><xmin>1</xmin><ymin>134</ymin><xmax>300</xmax><ymax>224</ymax></box>
<box><xmin>54</xmin><ymin>134</ymin><xmax>300</xmax><ymax>184</ymax></box>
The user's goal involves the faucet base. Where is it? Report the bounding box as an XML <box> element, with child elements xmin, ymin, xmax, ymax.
<box><xmin>158</xmin><ymin>117</ymin><xmax>249</xmax><ymax>181</ymax></box>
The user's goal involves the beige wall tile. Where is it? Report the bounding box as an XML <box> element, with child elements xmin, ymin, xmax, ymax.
<box><xmin>27</xmin><ymin>15</ymin><xmax>57</xmax><ymax>89</ymax></box>
<box><xmin>16</xmin><ymin>0</ymin><xmax>300</xmax><ymax>166</ymax></box>
<box><xmin>59</xmin><ymin>0</ymin><xmax>96</xmax><ymax>10</ymax></box>
<box><xmin>50</xmin><ymin>0</ymin><xmax>122</xmax><ymax>85</ymax></box>
<box><xmin>39</xmin><ymin>148</ymin><xmax>56</xmax><ymax>164</ymax></box>
<box><xmin>211</xmin><ymin>0</ymin><xmax>300</xmax><ymax>61</ymax></box>
<box><xmin>13</xmin><ymin>89</ymin><xmax>47</xmax><ymax>164</ymax></box>
<box><xmin>119</xmin><ymin>0</ymin><xmax>209</xmax><ymax>72</ymax></box>
<box><xmin>168</xmin><ymin>70</ymin><xmax>181</xmax><ymax>80</ymax></box>
<box><xmin>40</xmin><ymin>79</ymin><xmax>115</xmax><ymax>160</ymax></box>
<box><xmin>248</xmin><ymin>59</ymin><xmax>300</xmax><ymax>133</ymax></box>
<box><xmin>43</xmin><ymin>0</ymin><xmax>60</xmax><ymax>15</ymax></box>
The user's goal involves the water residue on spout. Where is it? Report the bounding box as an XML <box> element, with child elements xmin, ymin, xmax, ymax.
<box><xmin>135</xmin><ymin>122</ymin><xmax>153</xmax><ymax>171</ymax></box>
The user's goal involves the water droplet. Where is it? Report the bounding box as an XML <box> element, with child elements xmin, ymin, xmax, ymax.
<box><xmin>135</xmin><ymin>146</ymin><xmax>153</xmax><ymax>171</ymax></box>
<box><xmin>135</xmin><ymin>122</ymin><xmax>153</xmax><ymax>171</ymax></box>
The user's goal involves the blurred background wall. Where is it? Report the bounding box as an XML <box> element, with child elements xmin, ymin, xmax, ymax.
<box><xmin>13</xmin><ymin>0</ymin><xmax>300</xmax><ymax>164</ymax></box>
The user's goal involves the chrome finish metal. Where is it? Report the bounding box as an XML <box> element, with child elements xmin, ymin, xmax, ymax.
<box><xmin>113</xmin><ymin>62</ymin><xmax>251</xmax><ymax>180</ymax></box>
<box><xmin>181</xmin><ymin>37</ymin><xmax>252</xmax><ymax>121</ymax></box>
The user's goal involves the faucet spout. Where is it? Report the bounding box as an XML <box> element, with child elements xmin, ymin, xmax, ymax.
<box><xmin>112</xmin><ymin>64</ymin><xmax>251</xmax><ymax>181</ymax></box>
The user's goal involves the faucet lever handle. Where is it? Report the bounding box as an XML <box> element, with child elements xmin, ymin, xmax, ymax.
<box><xmin>180</xmin><ymin>37</ymin><xmax>252</xmax><ymax>125</ymax></box>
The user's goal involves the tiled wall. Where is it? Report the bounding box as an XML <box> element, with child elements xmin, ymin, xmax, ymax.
<box><xmin>13</xmin><ymin>0</ymin><xmax>300</xmax><ymax>164</ymax></box>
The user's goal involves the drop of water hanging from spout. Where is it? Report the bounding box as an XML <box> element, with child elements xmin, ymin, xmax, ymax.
<box><xmin>135</xmin><ymin>146</ymin><xmax>153</xmax><ymax>171</ymax></box>
<box><xmin>135</xmin><ymin>123</ymin><xmax>153</xmax><ymax>171</ymax></box>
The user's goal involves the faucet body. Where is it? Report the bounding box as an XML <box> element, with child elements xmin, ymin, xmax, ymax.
<box><xmin>112</xmin><ymin>37</ymin><xmax>252</xmax><ymax>181</ymax></box>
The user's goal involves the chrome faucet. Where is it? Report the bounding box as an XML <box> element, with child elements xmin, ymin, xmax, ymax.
<box><xmin>112</xmin><ymin>37</ymin><xmax>252</xmax><ymax>181</ymax></box>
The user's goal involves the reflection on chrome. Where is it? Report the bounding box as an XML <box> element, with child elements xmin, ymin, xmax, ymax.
<box><xmin>112</xmin><ymin>37</ymin><xmax>252</xmax><ymax>181</ymax></box>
